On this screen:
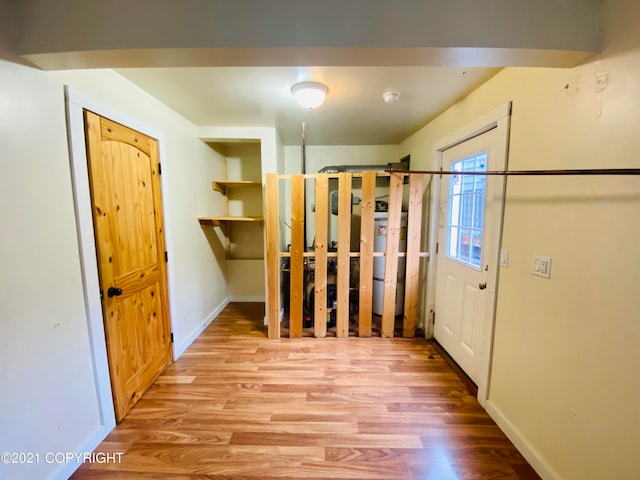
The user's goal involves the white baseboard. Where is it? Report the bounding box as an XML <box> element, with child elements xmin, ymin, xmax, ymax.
<box><xmin>229</xmin><ymin>295</ymin><xmax>265</xmax><ymax>302</ymax></box>
<box><xmin>53</xmin><ymin>423</ymin><xmax>114</xmax><ymax>480</ymax></box>
<box><xmin>173</xmin><ymin>297</ymin><xmax>230</xmax><ymax>359</ymax></box>
<box><xmin>484</xmin><ymin>400</ymin><xmax>560</xmax><ymax>480</ymax></box>
<box><xmin>57</xmin><ymin>297</ymin><xmax>232</xmax><ymax>479</ymax></box>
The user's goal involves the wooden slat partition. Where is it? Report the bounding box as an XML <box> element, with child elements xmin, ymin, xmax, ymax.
<box><xmin>314</xmin><ymin>175</ymin><xmax>328</xmax><ymax>338</ymax></box>
<box><xmin>358</xmin><ymin>171</ymin><xmax>376</xmax><ymax>337</ymax></box>
<box><xmin>265</xmin><ymin>174</ymin><xmax>280</xmax><ymax>339</ymax></box>
<box><xmin>403</xmin><ymin>174</ymin><xmax>423</xmax><ymax>337</ymax></box>
<box><xmin>381</xmin><ymin>173</ymin><xmax>405</xmax><ymax>337</ymax></box>
<box><xmin>336</xmin><ymin>173</ymin><xmax>352</xmax><ymax>338</ymax></box>
<box><xmin>263</xmin><ymin>171</ymin><xmax>428</xmax><ymax>340</ymax></box>
<box><xmin>289</xmin><ymin>175</ymin><xmax>305</xmax><ymax>338</ymax></box>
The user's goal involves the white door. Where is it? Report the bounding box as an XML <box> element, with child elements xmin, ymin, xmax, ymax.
<box><xmin>434</xmin><ymin>127</ymin><xmax>506</xmax><ymax>383</ymax></box>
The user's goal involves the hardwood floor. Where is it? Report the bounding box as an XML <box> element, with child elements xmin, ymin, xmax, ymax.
<box><xmin>71</xmin><ymin>302</ymin><xmax>540</xmax><ymax>480</ymax></box>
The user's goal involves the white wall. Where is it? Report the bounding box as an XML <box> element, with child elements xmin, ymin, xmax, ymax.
<box><xmin>47</xmin><ymin>69</ymin><xmax>230</xmax><ymax>357</ymax></box>
<box><xmin>284</xmin><ymin>144</ymin><xmax>400</xmax><ymax>175</ymax></box>
<box><xmin>0</xmin><ymin>61</ymin><xmax>229</xmax><ymax>479</ymax></box>
<box><xmin>213</xmin><ymin>142</ymin><xmax>265</xmax><ymax>300</ymax></box>
<box><xmin>227</xmin><ymin>259</ymin><xmax>266</xmax><ymax>301</ymax></box>
<box><xmin>282</xmin><ymin>144</ymin><xmax>400</xmax><ymax>248</ymax></box>
<box><xmin>0</xmin><ymin>60</ymin><xmax>103</xmax><ymax>480</ymax></box>
<box><xmin>197</xmin><ymin>127</ymin><xmax>282</xmax><ymax>311</ymax></box>
<box><xmin>399</xmin><ymin>1</ymin><xmax>640</xmax><ymax>478</ymax></box>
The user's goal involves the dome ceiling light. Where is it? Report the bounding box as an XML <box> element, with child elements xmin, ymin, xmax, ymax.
<box><xmin>382</xmin><ymin>90</ymin><xmax>401</xmax><ymax>104</ymax></box>
<box><xmin>291</xmin><ymin>81</ymin><xmax>329</xmax><ymax>110</ymax></box>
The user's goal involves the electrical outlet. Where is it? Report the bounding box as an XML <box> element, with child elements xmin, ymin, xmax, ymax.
<box><xmin>532</xmin><ymin>254</ymin><xmax>552</xmax><ymax>279</ymax></box>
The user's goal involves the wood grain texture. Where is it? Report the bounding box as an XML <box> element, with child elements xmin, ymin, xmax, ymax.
<box><xmin>358</xmin><ymin>171</ymin><xmax>376</xmax><ymax>337</ymax></box>
<box><xmin>265</xmin><ymin>174</ymin><xmax>280</xmax><ymax>339</ymax></box>
<box><xmin>72</xmin><ymin>303</ymin><xmax>540</xmax><ymax>480</ymax></box>
<box><xmin>85</xmin><ymin>111</ymin><xmax>171</xmax><ymax>422</ymax></box>
<box><xmin>272</xmin><ymin>172</ymin><xmax>432</xmax><ymax>339</ymax></box>
<box><xmin>314</xmin><ymin>174</ymin><xmax>329</xmax><ymax>338</ymax></box>
<box><xmin>381</xmin><ymin>173</ymin><xmax>404</xmax><ymax>337</ymax></box>
<box><xmin>290</xmin><ymin>174</ymin><xmax>305</xmax><ymax>338</ymax></box>
<box><xmin>403</xmin><ymin>173</ymin><xmax>423</xmax><ymax>337</ymax></box>
<box><xmin>336</xmin><ymin>173</ymin><xmax>352</xmax><ymax>338</ymax></box>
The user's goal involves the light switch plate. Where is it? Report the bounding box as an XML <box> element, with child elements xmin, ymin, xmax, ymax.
<box><xmin>500</xmin><ymin>249</ymin><xmax>509</xmax><ymax>267</ymax></box>
<box><xmin>532</xmin><ymin>254</ymin><xmax>552</xmax><ymax>279</ymax></box>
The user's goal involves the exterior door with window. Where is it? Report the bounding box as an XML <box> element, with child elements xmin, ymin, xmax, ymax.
<box><xmin>434</xmin><ymin>127</ymin><xmax>505</xmax><ymax>384</ymax></box>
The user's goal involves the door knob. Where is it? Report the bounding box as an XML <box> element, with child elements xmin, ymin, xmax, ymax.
<box><xmin>478</xmin><ymin>282</ymin><xmax>487</xmax><ymax>290</ymax></box>
<box><xmin>107</xmin><ymin>286</ymin><xmax>123</xmax><ymax>297</ymax></box>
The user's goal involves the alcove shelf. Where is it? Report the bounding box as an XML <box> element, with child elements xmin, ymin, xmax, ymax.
<box><xmin>198</xmin><ymin>179</ymin><xmax>264</xmax><ymax>259</ymax></box>
<box><xmin>198</xmin><ymin>216</ymin><xmax>264</xmax><ymax>230</ymax></box>
<box><xmin>211</xmin><ymin>180</ymin><xmax>262</xmax><ymax>195</ymax></box>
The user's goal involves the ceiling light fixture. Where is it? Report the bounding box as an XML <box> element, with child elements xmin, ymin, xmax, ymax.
<box><xmin>291</xmin><ymin>81</ymin><xmax>329</xmax><ymax>110</ymax></box>
<box><xmin>382</xmin><ymin>91</ymin><xmax>401</xmax><ymax>104</ymax></box>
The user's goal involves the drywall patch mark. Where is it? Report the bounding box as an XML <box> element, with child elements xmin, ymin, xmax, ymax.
<box><xmin>595</xmin><ymin>71</ymin><xmax>609</xmax><ymax>93</ymax></box>
<box><xmin>564</xmin><ymin>67</ymin><xmax>582</xmax><ymax>96</ymax></box>
<box><xmin>594</xmin><ymin>71</ymin><xmax>609</xmax><ymax>118</ymax></box>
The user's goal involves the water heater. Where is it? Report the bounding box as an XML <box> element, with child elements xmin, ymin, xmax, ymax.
<box><xmin>372</xmin><ymin>211</ymin><xmax>407</xmax><ymax>316</ymax></box>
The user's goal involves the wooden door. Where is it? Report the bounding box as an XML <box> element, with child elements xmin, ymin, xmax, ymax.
<box><xmin>434</xmin><ymin>128</ymin><xmax>504</xmax><ymax>383</ymax></box>
<box><xmin>84</xmin><ymin>110</ymin><xmax>172</xmax><ymax>421</ymax></box>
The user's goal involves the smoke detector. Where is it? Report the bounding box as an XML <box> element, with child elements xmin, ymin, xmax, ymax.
<box><xmin>382</xmin><ymin>91</ymin><xmax>401</xmax><ymax>104</ymax></box>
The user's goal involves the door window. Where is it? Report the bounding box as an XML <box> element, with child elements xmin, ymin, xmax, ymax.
<box><xmin>446</xmin><ymin>153</ymin><xmax>487</xmax><ymax>269</ymax></box>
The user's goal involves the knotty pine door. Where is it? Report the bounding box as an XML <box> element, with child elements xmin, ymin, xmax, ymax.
<box><xmin>84</xmin><ymin>110</ymin><xmax>172</xmax><ymax>422</ymax></box>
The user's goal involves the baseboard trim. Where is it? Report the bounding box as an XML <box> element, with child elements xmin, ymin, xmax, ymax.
<box><xmin>53</xmin><ymin>423</ymin><xmax>114</xmax><ymax>480</ymax></box>
<box><xmin>229</xmin><ymin>295</ymin><xmax>266</xmax><ymax>302</ymax></box>
<box><xmin>60</xmin><ymin>297</ymin><xmax>232</xmax><ymax>478</ymax></box>
<box><xmin>173</xmin><ymin>297</ymin><xmax>230</xmax><ymax>359</ymax></box>
<box><xmin>484</xmin><ymin>400</ymin><xmax>560</xmax><ymax>480</ymax></box>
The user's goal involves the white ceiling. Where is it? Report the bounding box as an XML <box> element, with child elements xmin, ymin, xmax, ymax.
<box><xmin>117</xmin><ymin>66</ymin><xmax>501</xmax><ymax>145</ymax></box>
<box><xmin>9</xmin><ymin>1</ymin><xmax>599</xmax><ymax>146</ymax></box>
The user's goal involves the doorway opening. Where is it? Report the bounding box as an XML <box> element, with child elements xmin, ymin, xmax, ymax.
<box><xmin>427</xmin><ymin>102</ymin><xmax>511</xmax><ymax>403</ymax></box>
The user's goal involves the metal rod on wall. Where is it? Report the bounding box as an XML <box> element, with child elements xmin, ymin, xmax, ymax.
<box><xmin>388</xmin><ymin>168</ymin><xmax>640</xmax><ymax>176</ymax></box>
<box><xmin>301</xmin><ymin>122</ymin><xmax>306</xmax><ymax>175</ymax></box>
<box><xmin>301</xmin><ymin>123</ymin><xmax>307</xmax><ymax>251</ymax></box>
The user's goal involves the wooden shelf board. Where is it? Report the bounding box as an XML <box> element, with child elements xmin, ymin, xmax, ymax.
<box><xmin>199</xmin><ymin>216</ymin><xmax>263</xmax><ymax>223</ymax></box>
<box><xmin>212</xmin><ymin>180</ymin><xmax>262</xmax><ymax>193</ymax></box>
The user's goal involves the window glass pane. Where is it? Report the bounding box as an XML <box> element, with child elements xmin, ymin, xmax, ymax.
<box><xmin>445</xmin><ymin>153</ymin><xmax>487</xmax><ymax>269</ymax></box>
<box><xmin>473</xmin><ymin>193</ymin><xmax>484</xmax><ymax>228</ymax></box>
<box><xmin>448</xmin><ymin>226</ymin><xmax>459</xmax><ymax>257</ymax></box>
<box><xmin>450</xmin><ymin>191</ymin><xmax>460</xmax><ymax>227</ymax></box>
<box><xmin>461</xmin><ymin>192</ymin><xmax>473</xmax><ymax>227</ymax></box>
<box><xmin>459</xmin><ymin>228</ymin><xmax>471</xmax><ymax>262</ymax></box>
<box><xmin>471</xmin><ymin>229</ymin><xmax>483</xmax><ymax>267</ymax></box>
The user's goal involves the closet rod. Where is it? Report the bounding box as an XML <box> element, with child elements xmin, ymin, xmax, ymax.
<box><xmin>387</xmin><ymin>168</ymin><xmax>640</xmax><ymax>176</ymax></box>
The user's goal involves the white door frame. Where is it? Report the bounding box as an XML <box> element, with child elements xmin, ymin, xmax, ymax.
<box><xmin>63</xmin><ymin>86</ymin><xmax>176</xmax><ymax>446</ymax></box>
<box><xmin>426</xmin><ymin>102</ymin><xmax>511</xmax><ymax>404</ymax></box>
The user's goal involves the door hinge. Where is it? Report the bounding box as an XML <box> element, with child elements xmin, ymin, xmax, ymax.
<box><xmin>436</xmin><ymin>242</ymin><xmax>439</xmax><ymax>254</ymax></box>
<box><xmin>164</xmin><ymin>251</ymin><xmax>168</xmax><ymax>263</ymax></box>
<box><xmin>170</xmin><ymin>333</ymin><xmax>174</xmax><ymax>344</ymax></box>
<box><xmin>158</xmin><ymin>162</ymin><xmax>162</xmax><ymax>175</ymax></box>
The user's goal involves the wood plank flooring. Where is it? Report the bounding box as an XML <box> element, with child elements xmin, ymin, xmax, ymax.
<box><xmin>71</xmin><ymin>302</ymin><xmax>540</xmax><ymax>480</ymax></box>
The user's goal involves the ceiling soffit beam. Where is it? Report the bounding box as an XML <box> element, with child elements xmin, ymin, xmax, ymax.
<box><xmin>24</xmin><ymin>47</ymin><xmax>596</xmax><ymax>71</ymax></box>
<box><xmin>14</xmin><ymin>0</ymin><xmax>601</xmax><ymax>70</ymax></box>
